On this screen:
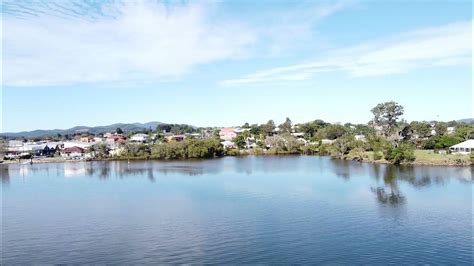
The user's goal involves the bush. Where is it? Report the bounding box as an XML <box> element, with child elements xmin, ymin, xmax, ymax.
<box><xmin>384</xmin><ymin>143</ymin><xmax>416</xmax><ymax>165</ymax></box>
<box><xmin>226</xmin><ymin>149</ymin><xmax>241</xmax><ymax>156</ymax></box>
<box><xmin>373</xmin><ymin>151</ymin><xmax>383</xmax><ymax>161</ymax></box>
<box><xmin>148</xmin><ymin>138</ymin><xmax>224</xmax><ymax>160</ymax></box>
<box><xmin>347</xmin><ymin>147</ymin><xmax>367</xmax><ymax>161</ymax></box>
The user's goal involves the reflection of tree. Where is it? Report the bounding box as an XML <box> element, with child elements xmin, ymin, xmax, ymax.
<box><xmin>0</xmin><ymin>166</ymin><xmax>10</xmax><ymax>185</ymax></box>
<box><xmin>371</xmin><ymin>187</ymin><xmax>406</xmax><ymax>205</ymax></box>
<box><xmin>370</xmin><ymin>165</ymin><xmax>406</xmax><ymax>205</ymax></box>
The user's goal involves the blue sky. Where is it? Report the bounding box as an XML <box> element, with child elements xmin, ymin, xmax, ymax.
<box><xmin>1</xmin><ymin>0</ymin><xmax>472</xmax><ymax>132</ymax></box>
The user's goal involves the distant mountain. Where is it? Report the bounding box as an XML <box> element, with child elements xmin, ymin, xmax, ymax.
<box><xmin>457</xmin><ymin>118</ymin><xmax>473</xmax><ymax>124</ymax></box>
<box><xmin>0</xmin><ymin>121</ymin><xmax>163</xmax><ymax>139</ymax></box>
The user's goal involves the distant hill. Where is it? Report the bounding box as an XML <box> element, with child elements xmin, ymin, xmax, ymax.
<box><xmin>457</xmin><ymin>118</ymin><xmax>473</xmax><ymax>124</ymax></box>
<box><xmin>0</xmin><ymin>121</ymin><xmax>163</xmax><ymax>139</ymax></box>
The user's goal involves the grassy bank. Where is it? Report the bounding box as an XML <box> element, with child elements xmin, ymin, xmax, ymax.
<box><xmin>362</xmin><ymin>149</ymin><xmax>471</xmax><ymax>166</ymax></box>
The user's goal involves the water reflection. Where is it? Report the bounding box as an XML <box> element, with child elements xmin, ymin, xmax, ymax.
<box><xmin>2</xmin><ymin>156</ymin><xmax>472</xmax><ymax>189</ymax></box>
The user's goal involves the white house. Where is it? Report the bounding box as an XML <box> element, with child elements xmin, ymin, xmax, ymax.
<box><xmin>355</xmin><ymin>135</ymin><xmax>367</xmax><ymax>142</ymax></box>
<box><xmin>321</xmin><ymin>139</ymin><xmax>335</xmax><ymax>145</ymax></box>
<box><xmin>221</xmin><ymin>140</ymin><xmax>236</xmax><ymax>149</ymax></box>
<box><xmin>62</xmin><ymin>147</ymin><xmax>85</xmax><ymax>159</ymax></box>
<box><xmin>447</xmin><ymin>127</ymin><xmax>455</xmax><ymax>135</ymax></box>
<box><xmin>130</xmin><ymin>133</ymin><xmax>149</xmax><ymax>142</ymax></box>
<box><xmin>449</xmin><ymin>140</ymin><xmax>474</xmax><ymax>154</ymax></box>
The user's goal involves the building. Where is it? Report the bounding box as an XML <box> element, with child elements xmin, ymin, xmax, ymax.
<box><xmin>130</xmin><ymin>133</ymin><xmax>149</xmax><ymax>143</ymax></box>
<box><xmin>166</xmin><ymin>135</ymin><xmax>186</xmax><ymax>142</ymax></box>
<box><xmin>80</xmin><ymin>136</ymin><xmax>95</xmax><ymax>143</ymax></box>
<box><xmin>219</xmin><ymin>128</ymin><xmax>237</xmax><ymax>141</ymax></box>
<box><xmin>355</xmin><ymin>135</ymin><xmax>367</xmax><ymax>142</ymax></box>
<box><xmin>447</xmin><ymin>127</ymin><xmax>456</xmax><ymax>135</ymax></box>
<box><xmin>449</xmin><ymin>140</ymin><xmax>474</xmax><ymax>154</ymax></box>
<box><xmin>321</xmin><ymin>139</ymin><xmax>335</xmax><ymax>145</ymax></box>
<box><xmin>221</xmin><ymin>140</ymin><xmax>236</xmax><ymax>149</ymax></box>
<box><xmin>62</xmin><ymin>147</ymin><xmax>85</xmax><ymax>159</ymax></box>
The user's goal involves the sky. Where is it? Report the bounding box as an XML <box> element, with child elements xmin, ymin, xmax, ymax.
<box><xmin>1</xmin><ymin>0</ymin><xmax>472</xmax><ymax>133</ymax></box>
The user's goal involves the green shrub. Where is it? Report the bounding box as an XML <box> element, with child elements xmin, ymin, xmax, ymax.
<box><xmin>384</xmin><ymin>143</ymin><xmax>416</xmax><ymax>165</ymax></box>
<box><xmin>226</xmin><ymin>149</ymin><xmax>241</xmax><ymax>156</ymax></box>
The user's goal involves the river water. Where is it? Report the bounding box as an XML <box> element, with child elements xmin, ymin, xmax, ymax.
<box><xmin>1</xmin><ymin>156</ymin><xmax>472</xmax><ymax>264</ymax></box>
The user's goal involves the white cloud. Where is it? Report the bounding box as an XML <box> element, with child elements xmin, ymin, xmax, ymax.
<box><xmin>221</xmin><ymin>20</ymin><xmax>473</xmax><ymax>86</ymax></box>
<box><xmin>2</xmin><ymin>0</ymin><xmax>353</xmax><ymax>87</ymax></box>
<box><xmin>2</xmin><ymin>1</ymin><xmax>256</xmax><ymax>86</ymax></box>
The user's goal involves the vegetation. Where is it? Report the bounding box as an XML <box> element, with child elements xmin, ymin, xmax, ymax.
<box><xmin>116</xmin><ymin>138</ymin><xmax>224</xmax><ymax>160</ymax></box>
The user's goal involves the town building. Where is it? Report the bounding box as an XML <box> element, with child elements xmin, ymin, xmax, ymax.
<box><xmin>62</xmin><ymin>147</ymin><xmax>85</xmax><ymax>159</ymax></box>
<box><xmin>219</xmin><ymin>128</ymin><xmax>237</xmax><ymax>141</ymax></box>
<box><xmin>449</xmin><ymin>140</ymin><xmax>474</xmax><ymax>154</ymax></box>
<box><xmin>130</xmin><ymin>133</ymin><xmax>149</xmax><ymax>143</ymax></box>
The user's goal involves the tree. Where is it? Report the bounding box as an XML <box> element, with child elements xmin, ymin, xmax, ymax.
<box><xmin>384</xmin><ymin>143</ymin><xmax>416</xmax><ymax>165</ymax></box>
<box><xmin>116</xmin><ymin>128</ymin><xmax>124</xmax><ymax>134</ymax></box>
<box><xmin>279</xmin><ymin>117</ymin><xmax>292</xmax><ymax>133</ymax></box>
<box><xmin>455</xmin><ymin>126</ymin><xmax>474</xmax><ymax>141</ymax></box>
<box><xmin>242</xmin><ymin>122</ymin><xmax>250</xmax><ymax>128</ymax></box>
<box><xmin>233</xmin><ymin>134</ymin><xmax>247</xmax><ymax>149</ymax></box>
<box><xmin>329</xmin><ymin>135</ymin><xmax>356</xmax><ymax>159</ymax></box>
<box><xmin>262</xmin><ymin>120</ymin><xmax>276</xmax><ymax>136</ymax></box>
<box><xmin>434</xmin><ymin>122</ymin><xmax>447</xmax><ymax>136</ymax></box>
<box><xmin>410</xmin><ymin>121</ymin><xmax>431</xmax><ymax>138</ymax></box>
<box><xmin>371</xmin><ymin>101</ymin><xmax>404</xmax><ymax>137</ymax></box>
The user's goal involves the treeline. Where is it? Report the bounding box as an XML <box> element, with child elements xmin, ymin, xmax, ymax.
<box><xmin>117</xmin><ymin>138</ymin><xmax>224</xmax><ymax>160</ymax></box>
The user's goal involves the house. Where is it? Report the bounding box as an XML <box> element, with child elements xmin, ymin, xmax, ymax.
<box><xmin>80</xmin><ymin>136</ymin><xmax>95</xmax><ymax>143</ymax></box>
<box><xmin>130</xmin><ymin>133</ymin><xmax>149</xmax><ymax>143</ymax></box>
<box><xmin>219</xmin><ymin>128</ymin><xmax>237</xmax><ymax>141</ymax></box>
<box><xmin>63</xmin><ymin>141</ymin><xmax>94</xmax><ymax>149</ymax></box>
<box><xmin>321</xmin><ymin>139</ymin><xmax>335</xmax><ymax>145</ymax></box>
<box><xmin>106</xmin><ymin>135</ymin><xmax>124</xmax><ymax>144</ymax></box>
<box><xmin>166</xmin><ymin>135</ymin><xmax>186</xmax><ymax>142</ymax></box>
<box><xmin>221</xmin><ymin>140</ymin><xmax>236</xmax><ymax>149</ymax></box>
<box><xmin>447</xmin><ymin>127</ymin><xmax>455</xmax><ymax>135</ymax></box>
<box><xmin>449</xmin><ymin>140</ymin><xmax>474</xmax><ymax>154</ymax></box>
<box><xmin>355</xmin><ymin>135</ymin><xmax>367</xmax><ymax>142</ymax></box>
<box><xmin>62</xmin><ymin>147</ymin><xmax>85</xmax><ymax>159</ymax></box>
<box><xmin>93</xmin><ymin>137</ymin><xmax>105</xmax><ymax>143</ymax></box>
<box><xmin>291</xmin><ymin>132</ymin><xmax>305</xmax><ymax>138</ymax></box>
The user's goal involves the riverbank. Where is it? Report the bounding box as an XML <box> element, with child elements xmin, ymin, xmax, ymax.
<box><xmin>1</xmin><ymin>149</ymin><xmax>471</xmax><ymax>166</ymax></box>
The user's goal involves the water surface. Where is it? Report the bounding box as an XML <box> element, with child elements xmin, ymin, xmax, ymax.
<box><xmin>1</xmin><ymin>156</ymin><xmax>472</xmax><ymax>264</ymax></box>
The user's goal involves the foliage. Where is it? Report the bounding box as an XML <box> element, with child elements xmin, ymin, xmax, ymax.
<box><xmin>422</xmin><ymin>135</ymin><xmax>461</xmax><ymax>150</ymax></box>
<box><xmin>384</xmin><ymin>143</ymin><xmax>416</xmax><ymax>165</ymax></box>
<box><xmin>454</xmin><ymin>126</ymin><xmax>474</xmax><ymax>141</ymax></box>
<box><xmin>371</xmin><ymin>101</ymin><xmax>404</xmax><ymax>137</ymax></box>
<box><xmin>226</xmin><ymin>149</ymin><xmax>241</xmax><ymax>156</ymax></box>
<box><xmin>347</xmin><ymin>147</ymin><xmax>367</xmax><ymax>161</ymax></box>
<box><xmin>279</xmin><ymin>117</ymin><xmax>292</xmax><ymax>133</ymax></box>
<box><xmin>262</xmin><ymin>120</ymin><xmax>276</xmax><ymax>136</ymax></box>
<box><xmin>264</xmin><ymin>134</ymin><xmax>302</xmax><ymax>154</ymax></box>
<box><xmin>233</xmin><ymin>134</ymin><xmax>247</xmax><ymax>149</ymax></box>
<box><xmin>156</xmin><ymin>124</ymin><xmax>196</xmax><ymax>134</ymax></box>
<box><xmin>329</xmin><ymin>135</ymin><xmax>356</xmax><ymax>159</ymax></box>
<box><xmin>316</xmin><ymin>124</ymin><xmax>347</xmax><ymax>140</ymax></box>
<box><xmin>409</xmin><ymin>121</ymin><xmax>431</xmax><ymax>138</ymax></box>
<box><xmin>116</xmin><ymin>128</ymin><xmax>124</xmax><ymax>134</ymax></box>
<box><xmin>149</xmin><ymin>138</ymin><xmax>223</xmax><ymax>160</ymax></box>
<box><xmin>300</xmin><ymin>144</ymin><xmax>319</xmax><ymax>155</ymax></box>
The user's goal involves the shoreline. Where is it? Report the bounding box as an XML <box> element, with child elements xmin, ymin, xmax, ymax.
<box><xmin>1</xmin><ymin>152</ymin><xmax>471</xmax><ymax>167</ymax></box>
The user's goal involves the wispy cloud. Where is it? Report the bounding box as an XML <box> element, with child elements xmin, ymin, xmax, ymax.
<box><xmin>221</xmin><ymin>20</ymin><xmax>473</xmax><ymax>86</ymax></box>
<box><xmin>2</xmin><ymin>0</ymin><xmax>353</xmax><ymax>87</ymax></box>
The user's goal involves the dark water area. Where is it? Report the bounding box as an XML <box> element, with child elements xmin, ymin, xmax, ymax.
<box><xmin>1</xmin><ymin>156</ymin><xmax>472</xmax><ymax>264</ymax></box>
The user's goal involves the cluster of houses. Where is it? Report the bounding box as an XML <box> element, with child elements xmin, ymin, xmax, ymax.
<box><xmin>4</xmin><ymin>132</ymin><xmax>127</xmax><ymax>160</ymax></box>
<box><xmin>3</xmin><ymin>124</ymin><xmax>471</xmax><ymax>161</ymax></box>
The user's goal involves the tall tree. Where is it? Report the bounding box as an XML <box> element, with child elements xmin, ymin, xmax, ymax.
<box><xmin>263</xmin><ymin>120</ymin><xmax>276</xmax><ymax>136</ymax></box>
<box><xmin>279</xmin><ymin>117</ymin><xmax>292</xmax><ymax>133</ymax></box>
<box><xmin>371</xmin><ymin>101</ymin><xmax>404</xmax><ymax>138</ymax></box>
